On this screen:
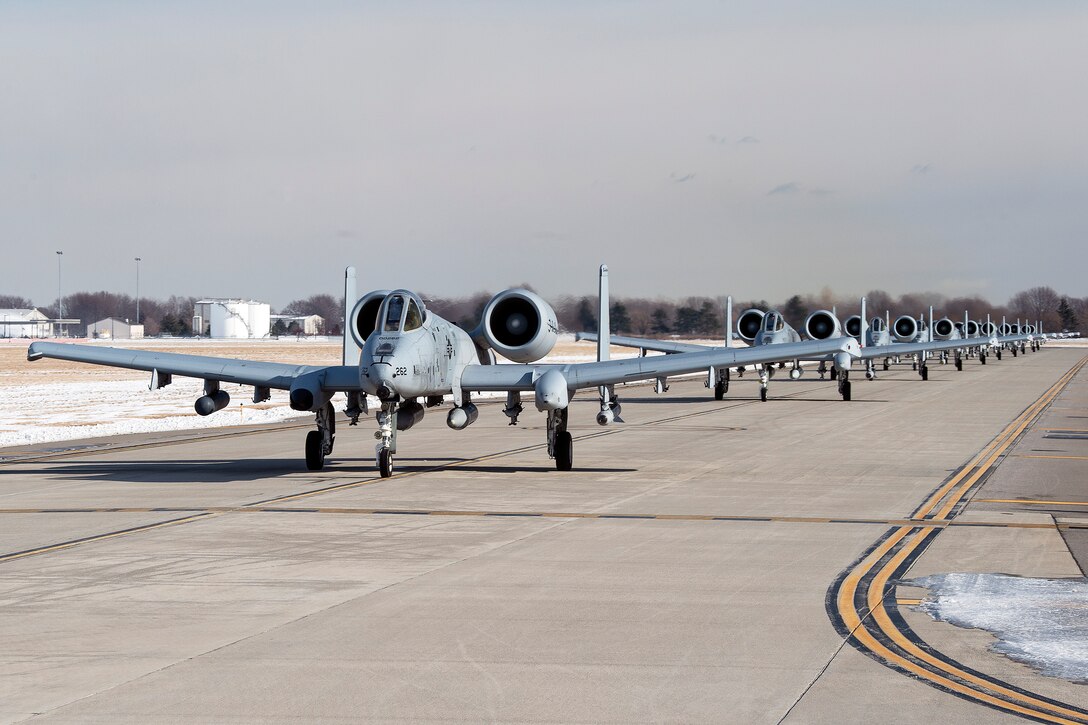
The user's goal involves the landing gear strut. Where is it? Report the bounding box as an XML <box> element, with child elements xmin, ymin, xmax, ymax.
<box><xmin>865</xmin><ymin>360</ymin><xmax>877</xmax><ymax>380</ymax></box>
<box><xmin>714</xmin><ymin>368</ymin><xmax>730</xmax><ymax>400</ymax></box>
<box><xmin>759</xmin><ymin>365</ymin><xmax>770</xmax><ymax>402</ymax></box>
<box><xmin>374</xmin><ymin>401</ymin><xmax>399</xmax><ymax>477</ymax></box>
<box><xmin>305</xmin><ymin>401</ymin><xmax>336</xmax><ymax>471</ymax></box>
<box><xmin>548</xmin><ymin>408</ymin><xmax>572</xmax><ymax>471</ymax></box>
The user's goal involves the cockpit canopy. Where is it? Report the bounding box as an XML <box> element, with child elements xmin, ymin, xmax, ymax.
<box><xmin>379</xmin><ymin>290</ymin><xmax>427</xmax><ymax>333</ymax></box>
<box><xmin>763</xmin><ymin>312</ymin><xmax>785</xmax><ymax>333</ymax></box>
<box><xmin>870</xmin><ymin>317</ymin><xmax>886</xmax><ymax>332</ymax></box>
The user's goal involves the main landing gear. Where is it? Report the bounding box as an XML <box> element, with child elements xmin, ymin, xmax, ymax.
<box><xmin>305</xmin><ymin>402</ymin><xmax>336</xmax><ymax>471</ymax></box>
<box><xmin>865</xmin><ymin>360</ymin><xmax>877</xmax><ymax>380</ymax></box>
<box><xmin>919</xmin><ymin>363</ymin><xmax>929</xmax><ymax>381</ymax></box>
<box><xmin>548</xmin><ymin>408</ymin><xmax>573</xmax><ymax>471</ymax></box>
<box><xmin>954</xmin><ymin>350</ymin><xmax>963</xmax><ymax>371</ymax></box>
<box><xmin>713</xmin><ymin>368</ymin><xmax>730</xmax><ymax>400</ymax></box>
<box><xmin>838</xmin><ymin>371</ymin><xmax>851</xmax><ymax>401</ymax></box>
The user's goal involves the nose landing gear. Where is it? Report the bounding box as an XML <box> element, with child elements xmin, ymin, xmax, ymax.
<box><xmin>374</xmin><ymin>402</ymin><xmax>399</xmax><ymax>477</ymax></box>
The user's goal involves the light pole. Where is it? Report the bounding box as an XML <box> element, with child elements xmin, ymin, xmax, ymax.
<box><xmin>135</xmin><ymin>257</ymin><xmax>142</xmax><ymax>324</ymax></box>
<box><xmin>55</xmin><ymin>250</ymin><xmax>63</xmax><ymax>337</ymax></box>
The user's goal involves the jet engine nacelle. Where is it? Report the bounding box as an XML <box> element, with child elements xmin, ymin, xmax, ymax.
<box><xmin>844</xmin><ymin>315</ymin><xmax>863</xmax><ymax>339</ymax></box>
<box><xmin>932</xmin><ymin>318</ymin><xmax>956</xmax><ymax>339</ymax></box>
<box><xmin>397</xmin><ymin>401</ymin><xmax>425</xmax><ymax>431</ymax></box>
<box><xmin>966</xmin><ymin>320</ymin><xmax>980</xmax><ymax>336</ymax></box>
<box><xmin>893</xmin><ymin>315</ymin><xmax>919</xmax><ymax>342</ymax></box>
<box><xmin>1024</xmin><ymin>324</ymin><xmax>1036</xmax><ymax>335</ymax></box>
<box><xmin>980</xmin><ymin>321</ymin><xmax>997</xmax><ymax>336</ymax></box>
<box><xmin>348</xmin><ymin>290</ymin><xmax>392</xmax><ymax>348</ymax></box>
<box><xmin>479</xmin><ymin>289</ymin><xmax>558</xmax><ymax>363</ymax></box>
<box><xmin>804</xmin><ymin>310</ymin><xmax>842</xmax><ymax>340</ymax></box>
<box><xmin>999</xmin><ymin>323</ymin><xmax>1013</xmax><ymax>336</ymax></box>
<box><xmin>736</xmin><ymin>309</ymin><xmax>765</xmax><ymax>342</ymax></box>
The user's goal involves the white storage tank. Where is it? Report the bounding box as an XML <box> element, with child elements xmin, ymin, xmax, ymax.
<box><xmin>200</xmin><ymin>299</ymin><xmax>272</xmax><ymax>338</ymax></box>
<box><xmin>247</xmin><ymin>302</ymin><xmax>270</xmax><ymax>338</ymax></box>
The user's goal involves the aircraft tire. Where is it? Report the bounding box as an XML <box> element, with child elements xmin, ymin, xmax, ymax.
<box><xmin>921</xmin><ymin>365</ymin><xmax>929</xmax><ymax>381</ymax></box>
<box><xmin>759</xmin><ymin>387</ymin><xmax>768</xmax><ymax>402</ymax></box>
<box><xmin>883</xmin><ymin>360</ymin><xmax>889</xmax><ymax>371</ymax></box>
<box><xmin>997</xmin><ymin>350</ymin><xmax>1002</xmax><ymax>360</ymax></box>
<box><xmin>555</xmin><ymin>432</ymin><xmax>573</xmax><ymax>471</ymax></box>
<box><xmin>955</xmin><ymin>358</ymin><xmax>963</xmax><ymax>371</ymax></box>
<box><xmin>714</xmin><ymin>383</ymin><xmax>725</xmax><ymax>401</ymax></box>
<box><xmin>1012</xmin><ymin>347</ymin><xmax>1018</xmax><ymax>357</ymax></box>
<box><xmin>981</xmin><ymin>353</ymin><xmax>986</xmax><ymax>365</ymax></box>
<box><xmin>842</xmin><ymin>380</ymin><xmax>851</xmax><ymax>401</ymax></box>
<box><xmin>379</xmin><ymin>448</ymin><xmax>394</xmax><ymax>478</ymax></box>
<box><xmin>305</xmin><ymin>430</ymin><xmax>325</xmax><ymax>471</ymax></box>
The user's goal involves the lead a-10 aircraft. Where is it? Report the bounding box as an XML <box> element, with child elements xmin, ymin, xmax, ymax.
<box><xmin>27</xmin><ymin>266</ymin><xmax>859</xmax><ymax>477</ymax></box>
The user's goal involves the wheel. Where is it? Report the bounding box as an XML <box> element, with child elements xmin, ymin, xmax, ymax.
<box><xmin>882</xmin><ymin>360</ymin><xmax>889</xmax><ymax>371</ymax></box>
<box><xmin>554</xmin><ymin>431</ymin><xmax>573</xmax><ymax>471</ymax></box>
<box><xmin>921</xmin><ymin>365</ymin><xmax>929</xmax><ymax>381</ymax></box>
<box><xmin>980</xmin><ymin>353</ymin><xmax>986</xmax><ymax>365</ymax></box>
<box><xmin>305</xmin><ymin>430</ymin><xmax>324</xmax><ymax>471</ymax></box>
<box><xmin>1012</xmin><ymin>348</ymin><xmax>1017</xmax><ymax>357</ymax></box>
<box><xmin>830</xmin><ymin>368</ymin><xmax>838</xmax><ymax>380</ymax></box>
<box><xmin>996</xmin><ymin>350</ymin><xmax>1002</xmax><ymax>360</ymax></box>
<box><xmin>842</xmin><ymin>380</ymin><xmax>851</xmax><ymax>401</ymax></box>
<box><xmin>714</xmin><ymin>382</ymin><xmax>725</xmax><ymax>401</ymax></box>
<box><xmin>760</xmin><ymin>387</ymin><xmax>768</xmax><ymax>402</ymax></box>
<box><xmin>911</xmin><ymin>362</ymin><xmax>917</xmax><ymax>371</ymax></box>
<box><xmin>378</xmin><ymin>447</ymin><xmax>394</xmax><ymax>478</ymax></box>
<box><xmin>955</xmin><ymin>358</ymin><xmax>963</xmax><ymax>371</ymax></box>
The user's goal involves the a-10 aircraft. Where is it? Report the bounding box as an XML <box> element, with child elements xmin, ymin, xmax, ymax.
<box><xmin>578</xmin><ymin>268</ymin><xmax>976</xmax><ymax>402</ymax></box>
<box><xmin>27</xmin><ymin>266</ymin><xmax>860</xmax><ymax>477</ymax></box>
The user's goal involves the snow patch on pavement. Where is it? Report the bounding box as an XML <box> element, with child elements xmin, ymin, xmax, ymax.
<box><xmin>909</xmin><ymin>572</ymin><xmax>1088</xmax><ymax>683</ymax></box>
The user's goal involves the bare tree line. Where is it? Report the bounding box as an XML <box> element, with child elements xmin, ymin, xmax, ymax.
<box><xmin>1</xmin><ymin>285</ymin><xmax>1084</xmax><ymax>338</ymax></box>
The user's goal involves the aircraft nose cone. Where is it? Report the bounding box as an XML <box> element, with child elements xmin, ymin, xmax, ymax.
<box><xmin>368</xmin><ymin>363</ymin><xmax>397</xmax><ymax>401</ymax></box>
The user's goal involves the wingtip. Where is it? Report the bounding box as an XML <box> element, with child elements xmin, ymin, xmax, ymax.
<box><xmin>26</xmin><ymin>343</ymin><xmax>43</xmax><ymax>361</ymax></box>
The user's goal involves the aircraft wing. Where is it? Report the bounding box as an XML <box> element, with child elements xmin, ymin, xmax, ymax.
<box><xmin>460</xmin><ymin>337</ymin><xmax>859</xmax><ymax>392</ymax></box>
<box><xmin>574</xmin><ymin>332</ymin><xmax>709</xmax><ymax>354</ymax></box>
<box><xmin>26</xmin><ymin>342</ymin><xmax>361</xmax><ymax>391</ymax></box>
<box><xmin>857</xmin><ymin>337</ymin><xmax>975</xmax><ymax>360</ymax></box>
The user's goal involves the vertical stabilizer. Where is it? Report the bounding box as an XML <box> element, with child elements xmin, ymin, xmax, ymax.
<box><xmin>343</xmin><ymin>266</ymin><xmax>359</xmax><ymax>365</ymax></box>
<box><xmin>597</xmin><ymin>264</ymin><xmax>610</xmax><ymax>362</ymax></box>
<box><xmin>725</xmin><ymin>296</ymin><xmax>733</xmax><ymax>348</ymax></box>
<box><xmin>928</xmin><ymin>306</ymin><xmax>934</xmax><ymax>342</ymax></box>
<box><xmin>860</xmin><ymin>297</ymin><xmax>867</xmax><ymax>347</ymax></box>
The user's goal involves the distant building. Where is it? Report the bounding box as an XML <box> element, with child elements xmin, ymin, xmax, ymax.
<box><xmin>88</xmin><ymin>317</ymin><xmax>145</xmax><ymax>340</ymax></box>
<box><xmin>0</xmin><ymin>308</ymin><xmax>52</xmax><ymax>338</ymax></box>
<box><xmin>271</xmin><ymin>314</ymin><xmax>324</xmax><ymax>335</ymax></box>
<box><xmin>193</xmin><ymin>299</ymin><xmax>271</xmax><ymax>338</ymax></box>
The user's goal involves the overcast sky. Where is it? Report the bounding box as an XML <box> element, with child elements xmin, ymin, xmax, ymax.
<box><xmin>2</xmin><ymin>1</ymin><xmax>1086</xmax><ymax>309</ymax></box>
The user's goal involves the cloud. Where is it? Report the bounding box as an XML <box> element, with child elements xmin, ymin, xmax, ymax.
<box><xmin>911</xmin><ymin>163</ymin><xmax>933</xmax><ymax>175</ymax></box>
<box><xmin>671</xmin><ymin>172</ymin><xmax>696</xmax><ymax>183</ymax></box>
<box><xmin>706</xmin><ymin>134</ymin><xmax>730</xmax><ymax>145</ymax></box>
<box><xmin>807</xmin><ymin>187</ymin><xmax>834</xmax><ymax>196</ymax></box>
<box><xmin>737</xmin><ymin>136</ymin><xmax>760</xmax><ymax>144</ymax></box>
<box><xmin>768</xmin><ymin>182</ymin><xmax>802</xmax><ymax>195</ymax></box>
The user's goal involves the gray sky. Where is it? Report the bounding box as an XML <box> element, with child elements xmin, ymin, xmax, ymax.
<box><xmin>2</xmin><ymin>1</ymin><xmax>1086</xmax><ymax>309</ymax></box>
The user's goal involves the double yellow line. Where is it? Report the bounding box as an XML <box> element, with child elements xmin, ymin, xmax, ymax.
<box><xmin>829</xmin><ymin>356</ymin><xmax>1088</xmax><ymax>723</ymax></box>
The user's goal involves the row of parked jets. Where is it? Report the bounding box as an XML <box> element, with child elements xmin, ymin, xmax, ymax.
<box><xmin>27</xmin><ymin>266</ymin><xmax>1061</xmax><ymax>477</ymax></box>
